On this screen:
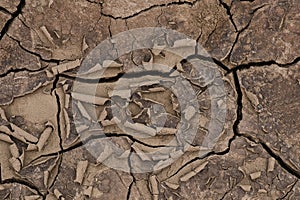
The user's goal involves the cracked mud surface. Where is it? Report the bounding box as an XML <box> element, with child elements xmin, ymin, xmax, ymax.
<box><xmin>0</xmin><ymin>0</ymin><xmax>299</xmax><ymax>199</ymax></box>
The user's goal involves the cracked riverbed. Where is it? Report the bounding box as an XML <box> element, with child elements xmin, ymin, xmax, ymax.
<box><xmin>0</xmin><ymin>0</ymin><xmax>299</xmax><ymax>199</ymax></box>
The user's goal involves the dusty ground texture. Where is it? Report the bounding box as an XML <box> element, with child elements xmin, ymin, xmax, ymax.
<box><xmin>0</xmin><ymin>0</ymin><xmax>299</xmax><ymax>199</ymax></box>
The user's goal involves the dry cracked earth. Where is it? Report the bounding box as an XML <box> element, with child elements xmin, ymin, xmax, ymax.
<box><xmin>0</xmin><ymin>0</ymin><xmax>299</xmax><ymax>199</ymax></box>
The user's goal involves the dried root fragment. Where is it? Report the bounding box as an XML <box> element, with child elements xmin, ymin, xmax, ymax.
<box><xmin>74</xmin><ymin>160</ymin><xmax>89</xmax><ymax>184</ymax></box>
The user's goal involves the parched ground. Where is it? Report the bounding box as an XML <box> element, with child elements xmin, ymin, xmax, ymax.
<box><xmin>0</xmin><ymin>0</ymin><xmax>299</xmax><ymax>199</ymax></box>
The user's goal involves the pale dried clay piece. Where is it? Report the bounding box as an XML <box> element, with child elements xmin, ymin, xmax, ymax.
<box><xmin>49</xmin><ymin>59</ymin><xmax>81</xmax><ymax>76</ymax></box>
<box><xmin>72</xmin><ymin>92</ymin><xmax>109</xmax><ymax>105</ymax></box>
<box><xmin>0</xmin><ymin>124</ymin><xmax>38</xmax><ymax>144</ymax></box>
<box><xmin>44</xmin><ymin>156</ymin><xmax>61</xmax><ymax>188</ymax></box>
<box><xmin>74</xmin><ymin>160</ymin><xmax>89</xmax><ymax>184</ymax></box>
<box><xmin>36</xmin><ymin>123</ymin><xmax>54</xmax><ymax>151</ymax></box>
<box><xmin>124</xmin><ymin>121</ymin><xmax>156</xmax><ymax>137</ymax></box>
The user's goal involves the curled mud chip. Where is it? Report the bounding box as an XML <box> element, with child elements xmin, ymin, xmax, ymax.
<box><xmin>71</xmin><ymin>27</ymin><xmax>227</xmax><ymax>173</ymax></box>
